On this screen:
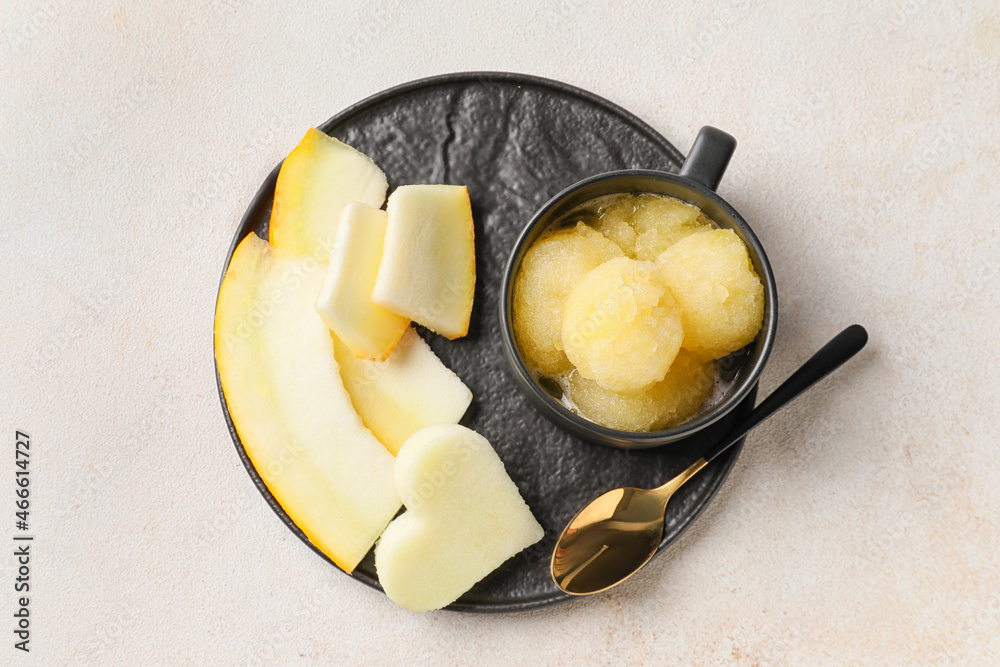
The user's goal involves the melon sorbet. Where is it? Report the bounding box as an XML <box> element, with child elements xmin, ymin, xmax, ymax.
<box><xmin>512</xmin><ymin>193</ymin><xmax>764</xmax><ymax>432</ymax></box>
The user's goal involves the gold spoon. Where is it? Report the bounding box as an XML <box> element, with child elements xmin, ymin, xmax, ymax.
<box><xmin>551</xmin><ymin>325</ymin><xmax>868</xmax><ymax>595</ymax></box>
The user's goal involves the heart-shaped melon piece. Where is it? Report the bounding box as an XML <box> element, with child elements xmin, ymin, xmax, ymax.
<box><xmin>374</xmin><ymin>424</ymin><xmax>544</xmax><ymax>612</ymax></box>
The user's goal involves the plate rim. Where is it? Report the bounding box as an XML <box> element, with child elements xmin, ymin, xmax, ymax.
<box><xmin>214</xmin><ymin>71</ymin><xmax>747</xmax><ymax>613</ymax></box>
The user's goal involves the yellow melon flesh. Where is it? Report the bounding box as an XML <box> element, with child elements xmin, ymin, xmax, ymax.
<box><xmin>566</xmin><ymin>351</ymin><xmax>716</xmax><ymax>431</ymax></box>
<box><xmin>592</xmin><ymin>198</ymin><xmax>638</xmax><ymax>257</ymax></box>
<box><xmin>332</xmin><ymin>327</ymin><xmax>472</xmax><ymax>455</ymax></box>
<box><xmin>561</xmin><ymin>257</ymin><xmax>684</xmax><ymax>393</ymax></box>
<box><xmin>512</xmin><ymin>222</ymin><xmax>623</xmax><ymax>376</ymax></box>
<box><xmin>374</xmin><ymin>424</ymin><xmax>544</xmax><ymax>612</ymax></box>
<box><xmin>316</xmin><ymin>202</ymin><xmax>409</xmax><ymax>361</ymax></box>
<box><xmin>656</xmin><ymin>229</ymin><xmax>765</xmax><ymax>359</ymax></box>
<box><xmin>269</xmin><ymin>128</ymin><xmax>388</xmax><ymax>260</ymax></box>
<box><xmin>215</xmin><ymin>233</ymin><xmax>400</xmax><ymax>572</ymax></box>
<box><xmin>630</xmin><ymin>194</ymin><xmax>708</xmax><ymax>261</ymax></box>
<box><xmin>372</xmin><ymin>185</ymin><xmax>476</xmax><ymax>339</ymax></box>
<box><xmin>592</xmin><ymin>193</ymin><xmax>708</xmax><ymax>260</ymax></box>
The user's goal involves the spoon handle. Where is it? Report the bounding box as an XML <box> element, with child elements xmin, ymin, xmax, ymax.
<box><xmin>701</xmin><ymin>324</ymin><xmax>869</xmax><ymax>464</ymax></box>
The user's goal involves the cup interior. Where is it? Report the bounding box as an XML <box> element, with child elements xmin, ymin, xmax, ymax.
<box><xmin>500</xmin><ymin>170</ymin><xmax>778</xmax><ymax>449</ymax></box>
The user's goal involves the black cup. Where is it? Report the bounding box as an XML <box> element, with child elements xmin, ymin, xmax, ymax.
<box><xmin>499</xmin><ymin>126</ymin><xmax>778</xmax><ymax>449</ymax></box>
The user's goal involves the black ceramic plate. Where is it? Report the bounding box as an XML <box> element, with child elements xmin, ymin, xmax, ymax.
<box><xmin>216</xmin><ymin>72</ymin><xmax>756</xmax><ymax>612</ymax></box>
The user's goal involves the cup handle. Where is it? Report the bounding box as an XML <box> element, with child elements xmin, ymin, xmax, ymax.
<box><xmin>678</xmin><ymin>126</ymin><xmax>737</xmax><ymax>192</ymax></box>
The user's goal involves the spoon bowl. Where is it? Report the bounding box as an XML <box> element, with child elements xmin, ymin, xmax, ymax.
<box><xmin>551</xmin><ymin>325</ymin><xmax>869</xmax><ymax>595</ymax></box>
<box><xmin>552</xmin><ymin>459</ymin><xmax>707</xmax><ymax>594</ymax></box>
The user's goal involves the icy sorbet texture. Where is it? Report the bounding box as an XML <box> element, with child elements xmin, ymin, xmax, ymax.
<box><xmin>511</xmin><ymin>193</ymin><xmax>764</xmax><ymax>432</ymax></box>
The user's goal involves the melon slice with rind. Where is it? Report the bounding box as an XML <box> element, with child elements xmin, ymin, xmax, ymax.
<box><xmin>332</xmin><ymin>327</ymin><xmax>472</xmax><ymax>456</ymax></box>
<box><xmin>269</xmin><ymin>128</ymin><xmax>388</xmax><ymax>260</ymax></box>
<box><xmin>316</xmin><ymin>201</ymin><xmax>409</xmax><ymax>361</ymax></box>
<box><xmin>215</xmin><ymin>232</ymin><xmax>400</xmax><ymax>572</ymax></box>
<box><xmin>372</xmin><ymin>185</ymin><xmax>476</xmax><ymax>339</ymax></box>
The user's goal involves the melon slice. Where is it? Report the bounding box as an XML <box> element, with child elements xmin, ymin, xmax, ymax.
<box><xmin>269</xmin><ymin>128</ymin><xmax>388</xmax><ymax>260</ymax></box>
<box><xmin>332</xmin><ymin>327</ymin><xmax>472</xmax><ymax>455</ymax></box>
<box><xmin>215</xmin><ymin>232</ymin><xmax>400</xmax><ymax>572</ymax></box>
<box><xmin>316</xmin><ymin>202</ymin><xmax>409</xmax><ymax>361</ymax></box>
<box><xmin>372</xmin><ymin>185</ymin><xmax>476</xmax><ymax>339</ymax></box>
<box><xmin>374</xmin><ymin>424</ymin><xmax>544</xmax><ymax>612</ymax></box>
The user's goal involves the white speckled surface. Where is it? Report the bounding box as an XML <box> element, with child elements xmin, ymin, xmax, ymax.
<box><xmin>2</xmin><ymin>0</ymin><xmax>999</xmax><ymax>664</ymax></box>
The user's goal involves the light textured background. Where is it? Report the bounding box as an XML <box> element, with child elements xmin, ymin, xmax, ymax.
<box><xmin>2</xmin><ymin>0</ymin><xmax>998</xmax><ymax>664</ymax></box>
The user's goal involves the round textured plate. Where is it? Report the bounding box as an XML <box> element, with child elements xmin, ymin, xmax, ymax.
<box><xmin>216</xmin><ymin>72</ymin><xmax>757</xmax><ymax>612</ymax></box>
